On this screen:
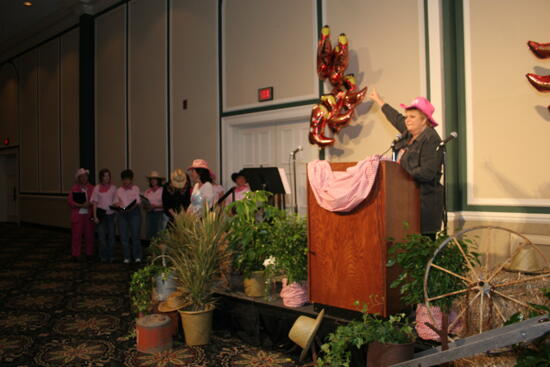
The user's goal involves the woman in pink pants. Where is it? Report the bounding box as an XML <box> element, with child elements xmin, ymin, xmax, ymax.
<box><xmin>68</xmin><ymin>168</ymin><xmax>95</xmax><ymax>261</ymax></box>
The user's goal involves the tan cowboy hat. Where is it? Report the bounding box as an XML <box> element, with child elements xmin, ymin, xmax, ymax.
<box><xmin>288</xmin><ymin>309</ymin><xmax>325</xmax><ymax>362</ymax></box>
<box><xmin>505</xmin><ymin>246</ymin><xmax>544</xmax><ymax>273</ymax></box>
<box><xmin>170</xmin><ymin>169</ymin><xmax>188</xmax><ymax>189</ymax></box>
<box><xmin>146</xmin><ymin>170</ymin><xmax>165</xmax><ymax>180</ymax></box>
<box><xmin>158</xmin><ymin>291</ymin><xmax>189</xmax><ymax>312</ymax></box>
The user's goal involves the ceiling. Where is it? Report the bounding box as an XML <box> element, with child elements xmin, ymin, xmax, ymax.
<box><xmin>0</xmin><ymin>0</ymin><xmax>118</xmax><ymax>62</ymax></box>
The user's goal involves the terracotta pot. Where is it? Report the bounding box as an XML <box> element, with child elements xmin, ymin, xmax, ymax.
<box><xmin>136</xmin><ymin>313</ymin><xmax>173</xmax><ymax>354</ymax></box>
<box><xmin>178</xmin><ymin>305</ymin><xmax>214</xmax><ymax>346</ymax></box>
<box><xmin>243</xmin><ymin>270</ymin><xmax>265</xmax><ymax>297</ymax></box>
<box><xmin>366</xmin><ymin>341</ymin><xmax>414</xmax><ymax>367</ymax></box>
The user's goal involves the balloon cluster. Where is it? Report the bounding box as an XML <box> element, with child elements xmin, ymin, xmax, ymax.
<box><xmin>309</xmin><ymin>26</ymin><xmax>368</xmax><ymax>148</ymax></box>
<box><xmin>525</xmin><ymin>41</ymin><xmax>550</xmax><ymax>112</ymax></box>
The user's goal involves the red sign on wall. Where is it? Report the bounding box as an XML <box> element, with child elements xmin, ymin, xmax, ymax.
<box><xmin>258</xmin><ymin>87</ymin><xmax>273</xmax><ymax>102</ymax></box>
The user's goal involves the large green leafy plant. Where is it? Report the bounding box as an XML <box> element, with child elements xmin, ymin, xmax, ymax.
<box><xmin>269</xmin><ymin>213</ymin><xmax>308</xmax><ymax>284</ymax></box>
<box><xmin>129</xmin><ymin>264</ymin><xmax>165</xmax><ymax>315</ymax></box>
<box><xmin>226</xmin><ymin>191</ymin><xmax>284</xmax><ymax>277</ymax></box>
<box><xmin>386</xmin><ymin>231</ymin><xmax>477</xmax><ymax>312</ymax></box>
<box><xmin>317</xmin><ymin>303</ymin><xmax>415</xmax><ymax>367</ymax></box>
<box><xmin>166</xmin><ymin>206</ymin><xmax>232</xmax><ymax>311</ymax></box>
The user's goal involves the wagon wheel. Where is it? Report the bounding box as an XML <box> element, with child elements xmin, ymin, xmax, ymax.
<box><xmin>423</xmin><ymin>225</ymin><xmax>550</xmax><ymax>338</ymax></box>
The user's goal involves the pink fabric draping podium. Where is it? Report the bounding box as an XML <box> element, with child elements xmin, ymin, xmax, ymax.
<box><xmin>307</xmin><ymin>155</ymin><xmax>381</xmax><ymax>212</ymax></box>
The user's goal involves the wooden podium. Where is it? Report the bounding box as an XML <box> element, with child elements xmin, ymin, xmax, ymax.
<box><xmin>307</xmin><ymin>160</ymin><xmax>420</xmax><ymax>316</ymax></box>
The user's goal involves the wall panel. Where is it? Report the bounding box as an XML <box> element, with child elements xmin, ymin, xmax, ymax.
<box><xmin>128</xmin><ymin>0</ymin><xmax>167</xmax><ymax>189</ymax></box>
<box><xmin>0</xmin><ymin>64</ymin><xmax>18</xmax><ymax>147</ymax></box>
<box><xmin>171</xmin><ymin>0</ymin><xmax>218</xmax><ymax>174</ymax></box>
<box><xmin>60</xmin><ymin>28</ymin><xmax>80</xmax><ymax>191</ymax></box>
<box><xmin>17</xmin><ymin>51</ymin><xmax>39</xmax><ymax>192</ymax></box>
<box><xmin>466</xmin><ymin>0</ymin><xmax>550</xmax><ymax>206</ymax></box>
<box><xmin>223</xmin><ymin>0</ymin><xmax>317</xmax><ymax>111</ymax></box>
<box><xmin>325</xmin><ymin>0</ymin><xmax>425</xmax><ymax>162</ymax></box>
<box><xmin>20</xmin><ymin>195</ymin><xmax>70</xmax><ymax>228</ymax></box>
<box><xmin>38</xmin><ymin>39</ymin><xmax>61</xmax><ymax>192</ymax></box>
<box><xmin>95</xmin><ymin>6</ymin><xmax>127</xmax><ymax>185</ymax></box>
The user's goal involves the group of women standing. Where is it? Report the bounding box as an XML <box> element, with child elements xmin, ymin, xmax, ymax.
<box><xmin>68</xmin><ymin>158</ymin><xmax>248</xmax><ymax>263</ymax></box>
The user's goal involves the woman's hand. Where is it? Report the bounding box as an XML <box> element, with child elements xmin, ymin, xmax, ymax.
<box><xmin>370</xmin><ymin>88</ymin><xmax>385</xmax><ymax>107</ymax></box>
<box><xmin>93</xmin><ymin>217</ymin><xmax>99</xmax><ymax>224</ymax></box>
<box><xmin>168</xmin><ymin>209</ymin><xmax>176</xmax><ymax>218</ymax></box>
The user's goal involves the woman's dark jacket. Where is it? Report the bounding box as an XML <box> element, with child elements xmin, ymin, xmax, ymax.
<box><xmin>162</xmin><ymin>182</ymin><xmax>191</xmax><ymax>221</ymax></box>
<box><xmin>381</xmin><ymin>103</ymin><xmax>444</xmax><ymax>234</ymax></box>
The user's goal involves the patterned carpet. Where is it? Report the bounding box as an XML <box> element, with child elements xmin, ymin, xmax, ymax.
<box><xmin>0</xmin><ymin>224</ymin><xmax>298</xmax><ymax>367</ymax></box>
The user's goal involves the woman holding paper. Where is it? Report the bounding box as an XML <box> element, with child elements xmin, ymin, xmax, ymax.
<box><xmin>90</xmin><ymin>168</ymin><xmax>117</xmax><ymax>262</ymax></box>
<box><xmin>370</xmin><ymin>89</ymin><xmax>444</xmax><ymax>236</ymax></box>
<box><xmin>115</xmin><ymin>169</ymin><xmax>142</xmax><ymax>263</ymax></box>
<box><xmin>67</xmin><ymin>168</ymin><xmax>95</xmax><ymax>261</ymax></box>
<box><xmin>143</xmin><ymin>170</ymin><xmax>165</xmax><ymax>242</ymax></box>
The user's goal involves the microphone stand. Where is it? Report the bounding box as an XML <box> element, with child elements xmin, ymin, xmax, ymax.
<box><xmin>441</xmin><ymin>145</ymin><xmax>448</xmax><ymax>233</ymax></box>
<box><xmin>290</xmin><ymin>151</ymin><xmax>299</xmax><ymax>214</ymax></box>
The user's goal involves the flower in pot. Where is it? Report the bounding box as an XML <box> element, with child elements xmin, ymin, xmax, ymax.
<box><xmin>317</xmin><ymin>304</ymin><xmax>416</xmax><ymax>367</ymax></box>
<box><xmin>270</xmin><ymin>213</ymin><xmax>309</xmax><ymax>307</ymax></box>
<box><xmin>227</xmin><ymin>190</ymin><xmax>284</xmax><ymax>297</ymax></box>
<box><xmin>165</xmin><ymin>206</ymin><xmax>232</xmax><ymax>346</ymax></box>
<box><xmin>386</xmin><ymin>231</ymin><xmax>478</xmax><ymax>341</ymax></box>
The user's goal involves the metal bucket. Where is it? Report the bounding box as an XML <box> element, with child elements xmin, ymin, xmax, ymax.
<box><xmin>152</xmin><ymin>255</ymin><xmax>177</xmax><ymax>301</ymax></box>
<box><xmin>155</xmin><ymin>272</ymin><xmax>177</xmax><ymax>301</ymax></box>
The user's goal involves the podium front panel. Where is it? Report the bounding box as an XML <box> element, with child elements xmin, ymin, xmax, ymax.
<box><xmin>307</xmin><ymin>161</ymin><xmax>420</xmax><ymax>316</ymax></box>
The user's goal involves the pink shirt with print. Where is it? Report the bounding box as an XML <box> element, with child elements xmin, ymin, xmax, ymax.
<box><xmin>91</xmin><ymin>184</ymin><xmax>117</xmax><ymax>215</ymax></box>
<box><xmin>116</xmin><ymin>185</ymin><xmax>141</xmax><ymax>208</ymax></box>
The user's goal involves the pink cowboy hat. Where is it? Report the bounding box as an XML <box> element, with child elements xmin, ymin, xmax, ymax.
<box><xmin>187</xmin><ymin>159</ymin><xmax>216</xmax><ymax>180</ymax></box>
<box><xmin>74</xmin><ymin>168</ymin><xmax>90</xmax><ymax>179</ymax></box>
<box><xmin>400</xmin><ymin>97</ymin><xmax>439</xmax><ymax>127</ymax></box>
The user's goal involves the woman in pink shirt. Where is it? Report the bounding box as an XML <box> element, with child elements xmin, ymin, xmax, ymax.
<box><xmin>90</xmin><ymin>168</ymin><xmax>117</xmax><ymax>262</ymax></box>
<box><xmin>115</xmin><ymin>169</ymin><xmax>142</xmax><ymax>264</ymax></box>
<box><xmin>143</xmin><ymin>170</ymin><xmax>165</xmax><ymax>242</ymax></box>
<box><xmin>67</xmin><ymin>168</ymin><xmax>95</xmax><ymax>261</ymax></box>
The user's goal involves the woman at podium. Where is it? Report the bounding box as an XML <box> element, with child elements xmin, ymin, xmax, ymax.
<box><xmin>370</xmin><ymin>89</ymin><xmax>443</xmax><ymax>237</ymax></box>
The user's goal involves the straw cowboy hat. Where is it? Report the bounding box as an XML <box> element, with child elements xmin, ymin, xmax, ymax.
<box><xmin>288</xmin><ymin>309</ymin><xmax>325</xmax><ymax>362</ymax></box>
<box><xmin>400</xmin><ymin>97</ymin><xmax>439</xmax><ymax>127</ymax></box>
<box><xmin>146</xmin><ymin>170</ymin><xmax>165</xmax><ymax>180</ymax></box>
<box><xmin>158</xmin><ymin>291</ymin><xmax>189</xmax><ymax>313</ymax></box>
<box><xmin>187</xmin><ymin>159</ymin><xmax>216</xmax><ymax>180</ymax></box>
<box><xmin>170</xmin><ymin>169</ymin><xmax>188</xmax><ymax>189</ymax></box>
<box><xmin>74</xmin><ymin>168</ymin><xmax>89</xmax><ymax>179</ymax></box>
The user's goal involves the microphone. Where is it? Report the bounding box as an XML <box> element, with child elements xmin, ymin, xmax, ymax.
<box><xmin>391</xmin><ymin>134</ymin><xmax>403</xmax><ymax>150</ymax></box>
<box><xmin>290</xmin><ymin>145</ymin><xmax>303</xmax><ymax>157</ymax></box>
<box><xmin>437</xmin><ymin>131</ymin><xmax>458</xmax><ymax>151</ymax></box>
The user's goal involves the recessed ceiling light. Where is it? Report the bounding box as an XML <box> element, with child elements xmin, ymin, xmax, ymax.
<box><xmin>23</xmin><ymin>1</ymin><xmax>32</xmax><ymax>6</ymax></box>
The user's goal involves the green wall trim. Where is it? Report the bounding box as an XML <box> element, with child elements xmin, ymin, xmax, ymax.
<box><xmin>423</xmin><ymin>0</ymin><xmax>431</xmax><ymax>101</ymax></box>
<box><xmin>79</xmin><ymin>14</ymin><xmax>95</xmax><ymax>183</ymax></box>
<box><xmin>218</xmin><ymin>0</ymin><xmax>224</xmax><ymax>179</ymax></box>
<box><xmin>221</xmin><ymin>99</ymin><xmax>318</xmax><ymax>118</ymax></box>
<box><xmin>460</xmin><ymin>205</ymin><xmax>550</xmax><ymax>214</ymax></box>
<box><xmin>441</xmin><ymin>0</ymin><xmax>461</xmax><ymax>212</ymax></box>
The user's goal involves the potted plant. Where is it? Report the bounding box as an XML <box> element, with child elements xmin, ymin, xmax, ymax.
<box><xmin>386</xmin><ymin>230</ymin><xmax>477</xmax><ymax>340</ymax></box>
<box><xmin>129</xmin><ymin>263</ymin><xmax>165</xmax><ymax>316</ymax></box>
<box><xmin>270</xmin><ymin>213</ymin><xmax>309</xmax><ymax>307</ymax></box>
<box><xmin>227</xmin><ymin>190</ymin><xmax>284</xmax><ymax>297</ymax></box>
<box><xmin>165</xmin><ymin>206</ymin><xmax>232</xmax><ymax>346</ymax></box>
<box><xmin>317</xmin><ymin>303</ymin><xmax>416</xmax><ymax>367</ymax></box>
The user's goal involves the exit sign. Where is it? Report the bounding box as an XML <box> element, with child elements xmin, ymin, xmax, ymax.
<box><xmin>258</xmin><ymin>87</ymin><xmax>273</xmax><ymax>102</ymax></box>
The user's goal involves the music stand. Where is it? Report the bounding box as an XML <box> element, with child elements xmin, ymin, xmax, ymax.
<box><xmin>240</xmin><ymin>167</ymin><xmax>290</xmax><ymax>209</ymax></box>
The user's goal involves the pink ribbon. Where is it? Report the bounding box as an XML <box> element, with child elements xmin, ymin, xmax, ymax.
<box><xmin>280</xmin><ymin>278</ymin><xmax>309</xmax><ymax>308</ymax></box>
